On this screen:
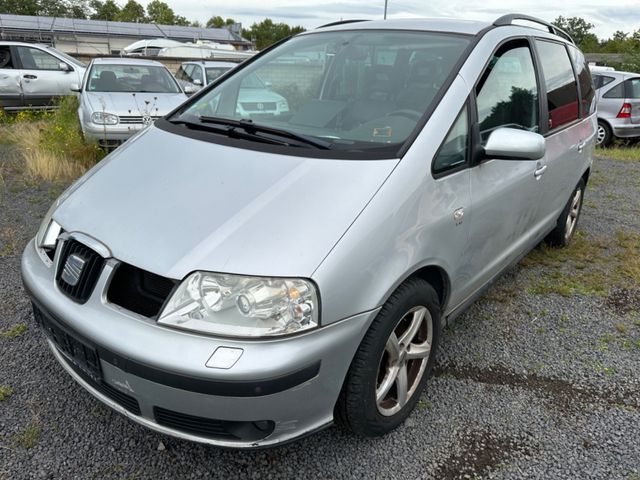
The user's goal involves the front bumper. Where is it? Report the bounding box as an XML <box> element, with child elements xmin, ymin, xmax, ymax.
<box><xmin>22</xmin><ymin>238</ymin><xmax>377</xmax><ymax>448</ymax></box>
<box><xmin>82</xmin><ymin>123</ymin><xmax>146</xmax><ymax>142</ymax></box>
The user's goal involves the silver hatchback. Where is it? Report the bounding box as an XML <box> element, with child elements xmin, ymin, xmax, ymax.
<box><xmin>591</xmin><ymin>69</ymin><xmax>640</xmax><ymax>146</ymax></box>
<box><xmin>22</xmin><ymin>14</ymin><xmax>595</xmax><ymax>448</ymax></box>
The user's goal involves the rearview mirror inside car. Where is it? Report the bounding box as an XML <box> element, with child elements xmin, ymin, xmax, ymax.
<box><xmin>483</xmin><ymin>128</ymin><xmax>545</xmax><ymax>161</ymax></box>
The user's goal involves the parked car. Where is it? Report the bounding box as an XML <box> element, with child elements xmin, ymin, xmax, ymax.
<box><xmin>22</xmin><ymin>14</ymin><xmax>595</xmax><ymax>449</ymax></box>
<box><xmin>176</xmin><ymin>60</ymin><xmax>289</xmax><ymax>116</ymax></box>
<box><xmin>590</xmin><ymin>69</ymin><xmax>640</xmax><ymax>146</ymax></box>
<box><xmin>0</xmin><ymin>41</ymin><xmax>85</xmax><ymax>110</ymax></box>
<box><xmin>75</xmin><ymin>58</ymin><xmax>190</xmax><ymax>148</ymax></box>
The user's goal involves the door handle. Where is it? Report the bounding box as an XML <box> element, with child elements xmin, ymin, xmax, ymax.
<box><xmin>23</xmin><ymin>74</ymin><xmax>37</xmax><ymax>80</ymax></box>
<box><xmin>534</xmin><ymin>163</ymin><xmax>547</xmax><ymax>180</ymax></box>
<box><xmin>577</xmin><ymin>141</ymin><xmax>586</xmax><ymax>153</ymax></box>
<box><xmin>453</xmin><ymin>207</ymin><xmax>464</xmax><ymax>225</ymax></box>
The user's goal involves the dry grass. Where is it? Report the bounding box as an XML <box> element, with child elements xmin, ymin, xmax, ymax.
<box><xmin>4</xmin><ymin>122</ymin><xmax>91</xmax><ymax>182</ymax></box>
<box><xmin>597</xmin><ymin>146</ymin><xmax>640</xmax><ymax>162</ymax></box>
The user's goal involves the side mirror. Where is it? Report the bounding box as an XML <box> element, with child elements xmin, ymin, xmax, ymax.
<box><xmin>264</xmin><ymin>81</ymin><xmax>273</xmax><ymax>88</ymax></box>
<box><xmin>184</xmin><ymin>85</ymin><xmax>196</xmax><ymax>95</ymax></box>
<box><xmin>483</xmin><ymin>128</ymin><xmax>545</xmax><ymax>161</ymax></box>
<box><xmin>70</xmin><ymin>83</ymin><xmax>81</xmax><ymax>93</ymax></box>
<box><xmin>193</xmin><ymin>78</ymin><xmax>203</xmax><ymax>86</ymax></box>
<box><xmin>59</xmin><ymin>62</ymin><xmax>72</xmax><ymax>72</ymax></box>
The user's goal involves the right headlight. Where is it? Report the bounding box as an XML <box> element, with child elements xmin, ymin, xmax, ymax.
<box><xmin>157</xmin><ymin>272</ymin><xmax>319</xmax><ymax>338</ymax></box>
<box><xmin>91</xmin><ymin>111</ymin><xmax>119</xmax><ymax>125</ymax></box>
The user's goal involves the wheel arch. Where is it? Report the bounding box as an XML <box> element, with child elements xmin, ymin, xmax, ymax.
<box><xmin>401</xmin><ymin>264</ymin><xmax>451</xmax><ymax>312</ymax></box>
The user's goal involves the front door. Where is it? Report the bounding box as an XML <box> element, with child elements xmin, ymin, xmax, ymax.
<box><xmin>14</xmin><ymin>45</ymin><xmax>74</xmax><ymax>107</ymax></box>
<box><xmin>462</xmin><ymin>39</ymin><xmax>545</xmax><ymax>299</ymax></box>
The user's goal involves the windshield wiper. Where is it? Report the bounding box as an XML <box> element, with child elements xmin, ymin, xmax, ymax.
<box><xmin>198</xmin><ymin>116</ymin><xmax>332</xmax><ymax>150</ymax></box>
<box><xmin>169</xmin><ymin>118</ymin><xmax>290</xmax><ymax>146</ymax></box>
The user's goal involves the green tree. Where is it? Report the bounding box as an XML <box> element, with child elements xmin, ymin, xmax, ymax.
<box><xmin>206</xmin><ymin>15</ymin><xmax>236</xmax><ymax>28</ymax></box>
<box><xmin>0</xmin><ymin>0</ymin><xmax>40</xmax><ymax>15</ymax></box>
<box><xmin>117</xmin><ymin>0</ymin><xmax>146</xmax><ymax>22</ymax></box>
<box><xmin>90</xmin><ymin>0</ymin><xmax>121</xmax><ymax>20</ymax></box>
<box><xmin>551</xmin><ymin>16</ymin><xmax>599</xmax><ymax>51</ymax></box>
<box><xmin>67</xmin><ymin>0</ymin><xmax>90</xmax><ymax>18</ymax></box>
<box><xmin>146</xmin><ymin>0</ymin><xmax>175</xmax><ymax>24</ymax></box>
<box><xmin>243</xmin><ymin>18</ymin><xmax>305</xmax><ymax>50</ymax></box>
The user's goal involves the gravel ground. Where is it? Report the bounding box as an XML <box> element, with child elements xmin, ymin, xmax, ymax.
<box><xmin>1</xmin><ymin>146</ymin><xmax>639</xmax><ymax>480</ymax></box>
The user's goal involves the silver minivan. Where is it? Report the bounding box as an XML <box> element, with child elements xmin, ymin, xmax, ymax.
<box><xmin>22</xmin><ymin>15</ymin><xmax>595</xmax><ymax>448</ymax></box>
<box><xmin>591</xmin><ymin>70</ymin><xmax>640</xmax><ymax>146</ymax></box>
<box><xmin>0</xmin><ymin>42</ymin><xmax>85</xmax><ymax>110</ymax></box>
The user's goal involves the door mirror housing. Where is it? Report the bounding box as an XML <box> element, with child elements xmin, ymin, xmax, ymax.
<box><xmin>483</xmin><ymin>128</ymin><xmax>545</xmax><ymax>161</ymax></box>
<box><xmin>70</xmin><ymin>83</ymin><xmax>81</xmax><ymax>93</ymax></box>
<box><xmin>184</xmin><ymin>84</ymin><xmax>197</xmax><ymax>95</ymax></box>
<box><xmin>59</xmin><ymin>62</ymin><xmax>72</xmax><ymax>72</ymax></box>
<box><xmin>193</xmin><ymin>78</ymin><xmax>203</xmax><ymax>86</ymax></box>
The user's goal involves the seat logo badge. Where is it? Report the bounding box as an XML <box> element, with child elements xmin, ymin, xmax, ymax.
<box><xmin>61</xmin><ymin>253</ymin><xmax>86</xmax><ymax>286</ymax></box>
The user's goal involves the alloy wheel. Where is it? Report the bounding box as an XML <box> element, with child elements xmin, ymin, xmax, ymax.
<box><xmin>565</xmin><ymin>188</ymin><xmax>582</xmax><ymax>242</ymax></box>
<box><xmin>596</xmin><ymin>125</ymin><xmax>606</xmax><ymax>145</ymax></box>
<box><xmin>375</xmin><ymin>306</ymin><xmax>433</xmax><ymax>416</ymax></box>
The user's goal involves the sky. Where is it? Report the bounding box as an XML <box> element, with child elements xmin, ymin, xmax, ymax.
<box><xmin>136</xmin><ymin>0</ymin><xmax>640</xmax><ymax>40</ymax></box>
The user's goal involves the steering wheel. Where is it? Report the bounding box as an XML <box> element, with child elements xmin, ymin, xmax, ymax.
<box><xmin>386</xmin><ymin>109</ymin><xmax>423</xmax><ymax>121</ymax></box>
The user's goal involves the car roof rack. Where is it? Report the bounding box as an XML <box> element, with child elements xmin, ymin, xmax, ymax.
<box><xmin>493</xmin><ymin>14</ymin><xmax>575</xmax><ymax>44</ymax></box>
<box><xmin>317</xmin><ymin>19</ymin><xmax>369</xmax><ymax>29</ymax></box>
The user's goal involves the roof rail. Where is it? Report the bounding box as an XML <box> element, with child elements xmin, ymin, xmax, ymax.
<box><xmin>493</xmin><ymin>14</ymin><xmax>575</xmax><ymax>44</ymax></box>
<box><xmin>317</xmin><ymin>19</ymin><xmax>369</xmax><ymax>29</ymax></box>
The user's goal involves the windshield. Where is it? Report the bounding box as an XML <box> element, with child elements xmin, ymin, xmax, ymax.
<box><xmin>172</xmin><ymin>30</ymin><xmax>470</xmax><ymax>154</ymax></box>
<box><xmin>87</xmin><ymin>64</ymin><xmax>181</xmax><ymax>93</ymax></box>
<box><xmin>206</xmin><ymin>67</ymin><xmax>232</xmax><ymax>84</ymax></box>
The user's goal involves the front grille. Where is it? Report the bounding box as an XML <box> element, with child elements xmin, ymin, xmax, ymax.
<box><xmin>107</xmin><ymin>263</ymin><xmax>177</xmax><ymax>318</ymax></box>
<box><xmin>56</xmin><ymin>239</ymin><xmax>105</xmax><ymax>304</ymax></box>
<box><xmin>153</xmin><ymin>407</ymin><xmax>275</xmax><ymax>441</ymax></box>
<box><xmin>118</xmin><ymin>115</ymin><xmax>161</xmax><ymax>124</ymax></box>
<box><xmin>65</xmin><ymin>357</ymin><xmax>142</xmax><ymax>415</ymax></box>
<box><xmin>240</xmin><ymin>102</ymin><xmax>277</xmax><ymax>111</ymax></box>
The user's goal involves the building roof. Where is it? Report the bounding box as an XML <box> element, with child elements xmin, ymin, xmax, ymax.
<box><xmin>0</xmin><ymin>14</ymin><xmax>251</xmax><ymax>46</ymax></box>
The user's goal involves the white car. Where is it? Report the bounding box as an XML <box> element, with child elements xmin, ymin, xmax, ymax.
<box><xmin>176</xmin><ymin>60</ymin><xmax>289</xmax><ymax>117</ymax></box>
<box><xmin>0</xmin><ymin>41</ymin><xmax>86</xmax><ymax>110</ymax></box>
<box><xmin>75</xmin><ymin>58</ymin><xmax>189</xmax><ymax>148</ymax></box>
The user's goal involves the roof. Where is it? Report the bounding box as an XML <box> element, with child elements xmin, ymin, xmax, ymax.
<box><xmin>182</xmin><ymin>60</ymin><xmax>237</xmax><ymax>67</ymax></box>
<box><xmin>0</xmin><ymin>13</ymin><xmax>251</xmax><ymax>45</ymax></box>
<box><xmin>313</xmin><ymin>18</ymin><xmax>491</xmax><ymax>36</ymax></box>
<box><xmin>90</xmin><ymin>57</ymin><xmax>165</xmax><ymax>67</ymax></box>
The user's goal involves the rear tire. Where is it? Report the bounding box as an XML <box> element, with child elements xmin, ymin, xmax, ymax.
<box><xmin>545</xmin><ymin>179</ymin><xmax>585</xmax><ymax>247</ymax></box>
<box><xmin>335</xmin><ymin>278</ymin><xmax>441</xmax><ymax>437</ymax></box>
<box><xmin>596</xmin><ymin>121</ymin><xmax>612</xmax><ymax>147</ymax></box>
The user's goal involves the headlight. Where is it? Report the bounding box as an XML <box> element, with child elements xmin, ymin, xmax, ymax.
<box><xmin>91</xmin><ymin>112</ymin><xmax>119</xmax><ymax>125</ymax></box>
<box><xmin>37</xmin><ymin>219</ymin><xmax>62</xmax><ymax>249</ymax></box>
<box><xmin>158</xmin><ymin>272</ymin><xmax>319</xmax><ymax>338</ymax></box>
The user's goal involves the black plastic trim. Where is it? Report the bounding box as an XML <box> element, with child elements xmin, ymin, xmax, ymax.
<box><xmin>27</xmin><ymin>294</ymin><xmax>321</xmax><ymax>398</ymax></box>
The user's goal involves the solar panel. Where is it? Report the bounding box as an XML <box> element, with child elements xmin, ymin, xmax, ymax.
<box><xmin>0</xmin><ymin>13</ymin><xmax>249</xmax><ymax>44</ymax></box>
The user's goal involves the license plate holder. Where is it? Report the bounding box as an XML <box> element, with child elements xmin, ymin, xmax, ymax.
<box><xmin>34</xmin><ymin>305</ymin><xmax>102</xmax><ymax>384</ymax></box>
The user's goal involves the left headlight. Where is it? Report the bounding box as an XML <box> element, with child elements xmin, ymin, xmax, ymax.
<box><xmin>158</xmin><ymin>272</ymin><xmax>319</xmax><ymax>338</ymax></box>
<box><xmin>91</xmin><ymin>112</ymin><xmax>119</xmax><ymax>125</ymax></box>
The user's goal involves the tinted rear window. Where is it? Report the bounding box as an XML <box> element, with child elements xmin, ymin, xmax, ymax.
<box><xmin>569</xmin><ymin>46</ymin><xmax>595</xmax><ymax>117</ymax></box>
<box><xmin>535</xmin><ymin>40</ymin><xmax>579</xmax><ymax>130</ymax></box>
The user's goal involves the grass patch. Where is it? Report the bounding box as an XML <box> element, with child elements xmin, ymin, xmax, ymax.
<box><xmin>0</xmin><ymin>323</ymin><xmax>28</xmax><ymax>338</ymax></box>
<box><xmin>0</xmin><ymin>226</ymin><xmax>18</xmax><ymax>257</ymax></box>
<box><xmin>597</xmin><ymin>146</ymin><xmax>640</xmax><ymax>162</ymax></box>
<box><xmin>0</xmin><ymin>385</ymin><xmax>14</xmax><ymax>401</ymax></box>
<box><xmin>2</xmin><ymin>97</ymin><xmax>106</xmax><ymax>182</ymax></box>
<box><xmin>524</xmin><ymin>230</ymin><xmax>640</xmax><ymax>298</ymax></box>
<box><xmin>12</xmin><ymin>422</ymin><xmax>41</xmax><ymax>449</ymax></box>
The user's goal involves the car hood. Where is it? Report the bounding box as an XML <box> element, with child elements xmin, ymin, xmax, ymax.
<box><xmin>84</xmin><ymin>91</ymin><xmax>187</xmax><ymax>116</ymax></box>
<box><xmin>52</xmin><ymin>126</ymin><xmax>398</xmax><ymax>280</ymax></box>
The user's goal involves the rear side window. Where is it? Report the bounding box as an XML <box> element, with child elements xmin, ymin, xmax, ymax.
<box><xmin>594</xmin><ymin>75</ymin><xmax>615</xmax><ymax>89</ymax></box>
<box><xmin>535</xmin><ymin>40</ymin><xmax>579</xmax><ymax>130</ymax></box>
<box><xmin>603</xmin><ymin>82</ymin><xmax>625</xmax><ymax>99</ymax></box>
<box><xmin>475</xmin><ymin>41</ymin><xmax>539</xmax><ymax>144</ymax></box>
<box><xmin>569</xmin><ymin>46</ymin><xmax>595</xmax><ymax>117</ymax></box>
<box><xmin>625</xmin><ymin>78</ymin><xmax>640</xmax><ymax>98</ymax></box>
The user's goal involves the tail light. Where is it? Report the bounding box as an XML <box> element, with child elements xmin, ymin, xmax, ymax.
<box><xmin>617</xmin><ymin>103</ymin><xmax>632</xmax><ymax>118</ymax></box>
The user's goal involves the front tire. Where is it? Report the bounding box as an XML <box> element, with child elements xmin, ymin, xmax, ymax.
<box><xmin>335</xmin><ymin>278</ymin><xmax>441</xmax><ymax>436</ymax></box>
<box><xmin>545</xmin><ymin>179</ymin><xmax>585</xmax><ymax>247</ymax></box>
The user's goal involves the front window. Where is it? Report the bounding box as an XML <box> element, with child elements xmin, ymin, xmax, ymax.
<box><xmin>170</xmin><ymin>30</ymin><xmax>471</xmax><ymax>156</ymax></box>
<box><xmin>86</xmin><ymin>64</ymin><xmax>181</xmax><ymax>93</ymax></box>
